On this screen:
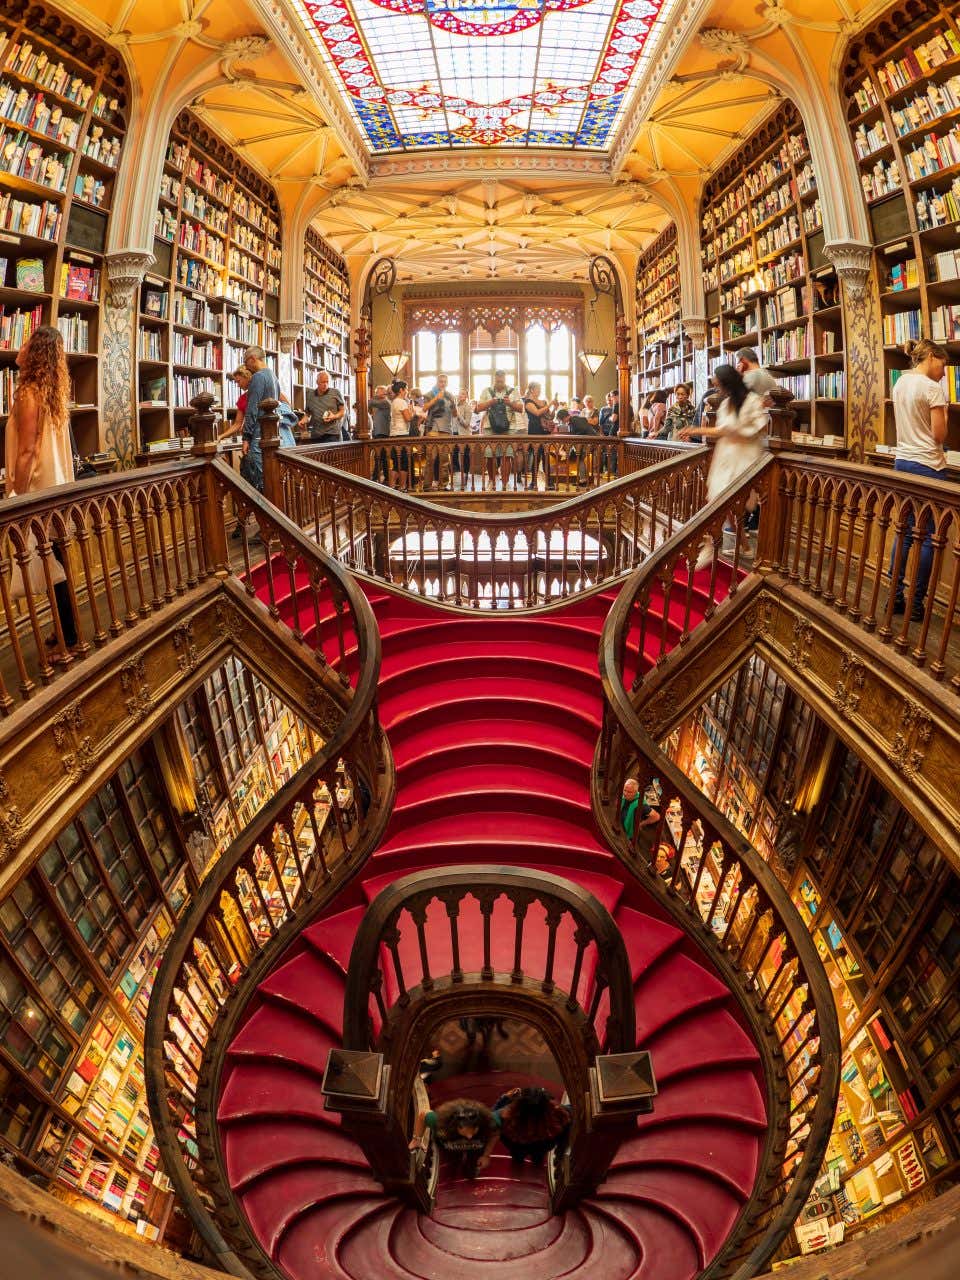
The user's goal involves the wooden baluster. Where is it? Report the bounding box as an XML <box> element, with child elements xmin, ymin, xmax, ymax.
<box><xmin>478</xmin><ymin>890</ymin><xmax>496</xmax><ymax>980</ymax></box>
<box><xmin>541</xmin><ymin>901</ymin><xmax>564</xmax><ymax>995</ymax></box>
<box><xmin>307</xmin><ymin>800</ymin><xmax>330</xmax><ymax>880</ymax></box>
<box><xmin>445</xmin><ymin>896</ymin><xmax>463</xmax><ymax>983</ymax></box>
<box><xmin>566</xmin><ymin>922</ymin><xmax>591</xmax><ymax>1010</ymax></box>
<box><xmin>863</xmin><ymin>500</ymin><xmax>892</xmax><ymax>631</ymax></box>
<box><xmin>409</xmin><ymin>903</ymin><xmax>433</xmax><ymax>990</ymax></box>
<box><xmin>934</xmin><ymin>519</ymin><xmax>960</xmax><ymax>683</ymax></box>
<box><xmin>382</xmin><ymin>921</ymin><xmax>407</xmax><ymax>1006</ymax></box>
<box><xmin>910</xmin><ymin>515</ymin><xmax>946</xmax><ymax>665</ymax></box>
<box><xmin>510</xmin><ymin>893</ymin><xmax>531</xmax><ymax>983</ymax></box>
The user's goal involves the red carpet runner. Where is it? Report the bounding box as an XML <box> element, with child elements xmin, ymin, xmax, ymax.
<box><xmin>218</xmin><ymin>573</ymin><xmax>766</xmax><ymax>1279</ymax></box>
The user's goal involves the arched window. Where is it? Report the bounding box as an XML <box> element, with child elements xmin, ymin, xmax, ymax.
<box><xmin>525</xmin><ymin>323</ymin><xmax>574</xmax><ymax>402</ymax></box>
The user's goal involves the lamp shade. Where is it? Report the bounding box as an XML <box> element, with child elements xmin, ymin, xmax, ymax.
<box><xmin>579</xmin><ymin>350</ymin><xmax>607</xmax><ymax>376</ymax></box>
<box><xmin>380</xmin><ymin>351</ymin><xmax>408</xmax><ymax>377</ymax></box>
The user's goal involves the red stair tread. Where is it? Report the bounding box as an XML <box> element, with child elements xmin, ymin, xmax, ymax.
<box><xmin>338</xmin><ymin>1202</ymin><xmax>419</xmax><ymax>1279</ymax></box>
<box><xmin>391</xmin><ymin>717</ymin><xmax>597</xmax><ymax>773</ymax></box>
<box><xmin>395</xmin><ymin>764</ymin><xmax>591</xmax><ymax>813</ymax></box>
<box><xmin>598</xmin><ymin>1167</ymin><xmax>743</xmax><ymax>1267</ymax></box>
<box><xmin>586</xmin><ymin>1196</ymin><xmax>700</xmax><ymax>1280</ymax></box>
<box><xmin>377</xmin><ymin>675</ymin><xmax>600</xmax><ymax>730</ymax></box>
<box><xmin>242</xmin><ymin>1164</ymin><xmax>384</xmax><ymax>1256</ymax></box>
<box><xmin>224</xmin><ymin>1118</ymin><xmax>367</xmax><ymax>1189</ymax></box>
<box><xmin>577</xmin><ymin>1204</ymin><xmax>645</xmax><ymax>1279</ymax></box>
<box><xmin>257</xmin><ymin>947</ymin><xmax>348</xmax><ymax>1021</ymax></box>
<box><xmin>375</xmin><ymin>812</ymin><xmax>607</xmax><ymax>861</ymax></box>
<box><xmin>434</xmin><ymin>1178</ymin><xmax>550</xmax><ymax>1213</ymax></box>
<box><xmin>613</xmin><ymin>906</ymin><xmax>683</xmax><ymax>981</ymax></box>
<box><xmin>390</xmin><ymin>1205</ymin><xmax>593</xmax><ymax>1278</ymax></box>
<box><xmin>430</xmin><ymin>1204</ymin><xmax>551</xmax><ymax>1231</ymax></box>
<box><xmin>304</xmin><ymin>905</ymin><xmax>368</xmax><ymax>974</ymax></box>
<box><xmin>227</xmin><ymin>1003</ymin><xmax>338</xmax><ymax>1077</ymax></box>
<box><xmin>643</xmin><ymin>1005</ymin><xmax>761</xmax><ymax>1080</ymax></box>
<box><xmin>397</xmin><ymin>741</ymin><xmax>589</xmax><ymax>790</ymax></box>
<box><xmin>635</xmin><ymin>1069</ymin><xmax>767</xmax><ymax>1131</ymax></box>
<box><xmin>417</xmin><ymin>1210</ymin><xmax>564</xmax><ymax>1259</ymax></box>
<box><xmin>218</xmin><ymin>1062</ymin><xmax>330</xmax><ymax>1125</ymax></box>
<box><xmin>633</xmin><ymin>952</ymin><xmax>730</xmax><ymax>1040</ymax></box>
<box><xmin>611</xmin><ymin>1124</ymin><xmax>759</xmax><ymax>1197</ymax></box>
<box><xmin>278</xmin><ymin>1195</ymin><xmax>393</xmax><ymax>1279</ymax></box>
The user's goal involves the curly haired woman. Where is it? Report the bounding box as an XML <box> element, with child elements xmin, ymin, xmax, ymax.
<box><xmin>6</xmin><ymin>325</ymin><xmax>77</xmax><ymax>647</ymax></box>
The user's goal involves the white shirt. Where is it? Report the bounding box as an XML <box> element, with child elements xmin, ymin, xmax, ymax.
<box><xmin>893</xmin><ymin>370</ymin><xmax>947</xmax><ymax>470</ymax></box>
<box><xmin>390</xmin><ymin>396</ymin><xmax>410</xmax><ymax>437</ymax></box>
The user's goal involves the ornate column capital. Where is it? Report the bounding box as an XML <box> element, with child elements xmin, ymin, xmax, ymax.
<box><xmin>823</xmin><ymin>240</ymin><xmax>873</xmax><ymax>300</ymax></box>
<box><xmin>277</xmin><ymin>320</ymin><xmax>302</xmax><ymax>354</ymax></box>
<box><xmin>682</xmin><ymin>315</ymin><xmax>708</xmax><ymax>348</ymax></box>
<box><xmin>104</xmin><ymin>249</ymin><xmax>155</xmax><ymax>308</ymax></box>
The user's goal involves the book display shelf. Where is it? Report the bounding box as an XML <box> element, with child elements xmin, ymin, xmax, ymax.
<box><xmin>842</xmin><ymin>0</ymin><xmax>960</xmax><ymax>452</ymax></box>
<box><xmin>138</xmin><ymin>110</ymin><xmax>281</xmax><ymax>453</ymax></box>
<box><xmin>292</xmin><ymin>226</ymin><xmax>351</xmax><ymax>416</ymax></box>
<box><xmin>0</xmin><ymin>1</ymin><xmax>127</xmax><ymax>459</ymax></box>
<box><xmin>700</xmin><ymin>104</ymin><xmax>846</xmax><ymax>450</ymax></box>
<box><xmin>635</xmin><ymin>225</ymin><xmax>692</xmax><ymax>400</ymax></box>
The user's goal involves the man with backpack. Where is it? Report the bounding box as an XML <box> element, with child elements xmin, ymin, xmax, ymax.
<box><xmin>477</xmin><ymin>370</ymin><xmax>522</xmax><ymax>488</ymax></box>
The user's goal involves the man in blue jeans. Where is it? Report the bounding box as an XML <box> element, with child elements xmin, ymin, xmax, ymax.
<box><xmin>890</xmin><ymin>340</ymin><xmax>949</xmax><ymax>621</ymax></box>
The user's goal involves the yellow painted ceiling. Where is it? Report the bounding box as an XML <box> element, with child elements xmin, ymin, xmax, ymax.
<box><xmin>75</xmin><ymin>0</ymin><xmax>877</xmax><ymax>280</ymax></box>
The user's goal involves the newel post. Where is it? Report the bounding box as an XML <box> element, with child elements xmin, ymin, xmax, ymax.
<box><xmin>766</xmin><ymin>385</ymin><xmax>798</xmax><ymax>450</ymax></box>
<box><xmin>189</xmin><ymin>393</ymin><xmax>229</xmax><ymax>576</ymax></box>
<box><xmin>551</xmin><ymin>1051</ymin><xmax>657</xmax><ymax>1212</ymax></box>
<box><xmin>321</xmin><ymin>1050</ymin><xmax>431</xmax><ymax>1209</ymax></box>
<box><xmin>259</xmin><ymin>398</ymin><xmax>282</xmax><ymax>509</ymax></box>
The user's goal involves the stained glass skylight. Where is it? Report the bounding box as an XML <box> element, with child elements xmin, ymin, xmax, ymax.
<box><xmin>295</xmin><ymin>0</ymin><xmax>667</xmax><ymax>153</ymax></box>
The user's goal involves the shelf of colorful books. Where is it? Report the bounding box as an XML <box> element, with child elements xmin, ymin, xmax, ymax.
<box><xmin>0</xmin><ymin>5</ymin><xmax>126</xmax><ymax>453</ymax></box>
<box><xmin>300</xmin><ymin>226</ymin><xmax>350</xmax><ymax>406</ymax></box>
<box><xmin>844</xmin><ymin>3</ymin><xmax>960</xmax><ymax>448</ymax></box>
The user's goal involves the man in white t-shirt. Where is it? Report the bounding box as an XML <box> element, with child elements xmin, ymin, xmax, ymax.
<box><xmin>891</xmin><ymin>339</ymin><xmax>949</xmax><ymax>620</ymax></box>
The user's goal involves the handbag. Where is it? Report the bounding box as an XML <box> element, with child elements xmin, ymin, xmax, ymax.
<box><xmin>9</xmin><ymin>529</ymin><xmax>66</xmax><ymax>601</ymax></box>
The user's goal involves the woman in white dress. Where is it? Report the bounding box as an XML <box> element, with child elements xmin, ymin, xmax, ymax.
<box><xmin>679</xmin><ymin>363</ymin><xmax>768</xmax><ymax>570</ymax></box>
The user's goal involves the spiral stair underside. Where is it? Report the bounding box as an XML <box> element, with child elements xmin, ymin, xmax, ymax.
<box><xmin>215</xmin><ymin>565</ymin><xmax>769</xmax><ymax>1279</ymax></box>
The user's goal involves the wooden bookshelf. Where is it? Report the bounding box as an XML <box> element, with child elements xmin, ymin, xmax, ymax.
<box><xmin>0</xmin><ymin>0</ymin><xmax>127</xmax><ymax>458</ymax></box>
<box><xmin>139</xmin><ymin>110</ymin><xmax>281</xmax><ymax>450</ymax></box>
<box><xmin>700</xmin><ymin>103</ymin><xmax>845</xmax><ymax>448</ymax></box>
<box><xmin>635</xmin><ymin>225</ymin><xmax>692</xmax><ymax>399</ymax></box>
<box><xmin>292</xmin><ymin>226</ymin><xmax>350</xmax><ymax>416</ymax></box>
<box><xmin>843</xmin><ymin>0</ymin><xmax>960</xmax><ymax>451</ymax></box>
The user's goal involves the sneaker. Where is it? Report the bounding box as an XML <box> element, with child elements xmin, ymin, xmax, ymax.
<box><xmin>892</xmin><ymin>599</ymin><xmax>925</xmax><ymax>622</ymax></box>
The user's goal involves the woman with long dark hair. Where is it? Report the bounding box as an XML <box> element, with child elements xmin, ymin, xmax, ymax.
<box><xmin>409</xmin><ymin>1097</ymin><xmax>500</xmax><ymax>1178</ymax></box>
<box><xmin>6</xmin><ymin>325</ymin><xmax>78</xmax><ymax>648</ymax></box>
<box><xmin>494</xmin><ymin>1086</ymin><xmax>571</xmax><ymax>1166</ymax></box>
<box><xmin>679</xmin><ymin>362</ymin><xmax>768</xmax><ymax>569</ymax></box>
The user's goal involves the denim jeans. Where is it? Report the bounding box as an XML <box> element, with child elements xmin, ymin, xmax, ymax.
<box><xmin>890</xmin><ymin>458</ymin><xmax>943</xmax><ymax>608</ymax></box>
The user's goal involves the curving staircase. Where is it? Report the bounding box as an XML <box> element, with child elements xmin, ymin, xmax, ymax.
<box><xmin>214</xmin><ymin>569</ymin><xmax>771</xmax><ymax>1279</ymax></box>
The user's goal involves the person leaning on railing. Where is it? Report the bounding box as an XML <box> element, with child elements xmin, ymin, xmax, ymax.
<box><xmin>890</xmin><ymin>337</ymin><xmax>950</xmax><ymax>621</ymax></box>
<box><xmin>4</xmin><ymin>325</ymin><xmax>79</xmax><ymax>650</ymax></box>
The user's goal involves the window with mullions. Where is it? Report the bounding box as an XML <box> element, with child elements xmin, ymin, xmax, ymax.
<box><xmin>205</xmin><ymin>659</ymin><xmax>258</xmax><ymax>783</ymax></box>
<box><xmin>116</xmin><ymin>750</ymin><xmax>180</xmax><ymax>884</ymax></box>
<box><xmin>413</xmin><ymin>330</ymin><xmax>462</xmax><ymax>394</ymax></box>
<box><xmin>38</xmin><ymin>827</ymin><xmax>129</xmax><ymax>976</ymax></box>
<box><xmin>177</xmin><ymin>693</ymin><xmax>225</xmax><ymax>810</ymax></box>
<box><xmin>0</xmin><ymin>958</ymin><xmax>72</xmax><ymax>1092</ymax></box>
<box><xmin>470</xmin><ymin>333</ymin><xmax>519</xmax><ymax>402</ymax></box>
<box><xmin>0</xmin><ymin>880</ymin><xmax>98</xmax><ymax>1037</ymax></box>
<box><xmin>79</xmin><ymin>789</ymin><xmax>158</xmax><ymax>932</ymax></box>
<box><xmin>525</xmin><ymin>324</ymin><xmax>575</xmax><ymax>404</ymax></box>
<box><xmin>225</xmin><ymin>658</ymin><xmax>259</xmax><ymax>758</ymax></box>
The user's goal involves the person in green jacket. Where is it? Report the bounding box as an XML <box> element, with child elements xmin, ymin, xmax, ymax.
<box><xmin>621</xmin><ymin>777</ymin><xmax>661</xmax><ymax>839</ymax></box>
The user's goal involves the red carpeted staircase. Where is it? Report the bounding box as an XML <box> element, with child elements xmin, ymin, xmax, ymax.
<box><xmin>217</xmin><ymin>570</ymin><xmax>765</xmax><ymax>1279</ymax></box>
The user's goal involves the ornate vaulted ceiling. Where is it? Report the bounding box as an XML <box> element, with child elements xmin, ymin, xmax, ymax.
<box><xmin>75</xmin><ymin>0</ymin><xmax>874</xmax><ymax>283</ymax></box>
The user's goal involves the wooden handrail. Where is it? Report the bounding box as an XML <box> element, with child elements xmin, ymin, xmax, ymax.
<box><xmin>341</xmin><ymin>864</ymin><xmax>636</xmax><ymax>1053</ymax></box>
<box><xmin>276</xmin><ymin>444</ymin><xmax>710</xmax><ymax>609</ymax></box>
<box><xmin>763</xmin><ymin>453</ymin><xmax>960</xmax><ymax>691</ymax></box>
<box><xmin>294</xmin><ymin>435</ymin><xmax>691</xmax><ymax>499</ymax></box>
<box><xmin>595</xmin><ymin>456</ymin><xmax>841</xmax><ymax>1280</ymax></box>
<box><xmin>139</xmin><ymin>465</ymin><xmax>389</xmax><ymax>1279</ymax></box>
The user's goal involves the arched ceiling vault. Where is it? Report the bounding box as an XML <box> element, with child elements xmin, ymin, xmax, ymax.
<box><xmin>73</xmin><ymin>0</ymin><xmax>882</xmax><ymax>283</ymax></box>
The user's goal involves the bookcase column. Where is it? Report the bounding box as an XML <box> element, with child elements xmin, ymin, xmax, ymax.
<box><xmin>277</xmin><ymin>321</ymin><xmax>302</xmax><ymax>403</ymax></box>
<box><xmin>823</xmin><ymin>240</ymin><xmax>883</xmax><ymax>463</ymax></box>
<box><xmin>103</xmin><ymin>249</ymin><xmax>155</xmax><ymax>467</ymax></box>
<box><xmin>682</xmin><ymin>315</ymin><xmax>708</xmax><ymax>401</ymax></box>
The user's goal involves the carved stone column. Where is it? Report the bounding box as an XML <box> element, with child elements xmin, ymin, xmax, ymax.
<box><xmin>824</xmin><ymin>239</ymin><xmax>882</xmax><ymax>462</ymax></box>
<box><xmin>682</xmin><ymin>314</ymin><xmax>709</xmax><ymax>403</ymax></box>
<box><xmin>354</xmin><ymin>317</ymin><xmax>371</xmax><ymax>440</ymax></box>
<box><xmin>276</xmin><ymin>320</ymin><xmax>301</xmax><ymax>405</ymax></box>
<box><xmin>103</xmin><ymin>249</ymin><xmax>155</xmax><ymax>467</ymax></box>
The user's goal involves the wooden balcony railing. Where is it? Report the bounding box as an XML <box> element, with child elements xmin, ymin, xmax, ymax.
<box><xmin>596</xmin><ymin>457</ymin><xmax>841</xmax><ymax>1280</ymax></box>
<box><xmin>760</xmin><ymin>455</ymin><xmax>960</xmax><ymax>691</ymax></box>
<box><xmin>295</xmin><ymin>434</ymin><xmax>688</xmax><ymax>498</ymax></box>
<box><xmin>276</xmin><ymin>444</ymin><xmax>709</xmax><ymax>608</ymax></box>
<box><xmin>337</xmin><ymin>865</ymin><xmax>641</xmax><ymax>1214</ymax></box>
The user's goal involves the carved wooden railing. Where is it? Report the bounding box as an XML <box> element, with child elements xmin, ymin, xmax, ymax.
<box><xmin>596</xmin><ymin>455</ymin><xmax>841</xmax><ymax>1280</ymax></box>
<box><xmin>763</xmin><ymin>455</ymin><xmax>960</xmax><ymax>691</ymax></box>
<box><xmin>276</xmin><ymin>444</ymin><xmax>709</xmax><ymax>608</ymax></box>
<box><xmin>296</xmin><ymin>434</ymin><xmax>688</xmax><ymax>497</ymax></box>
<box><xmin>337</xmin><ymin>865</ymin><xmax>640</xmax><ymax>1214</ymax></box>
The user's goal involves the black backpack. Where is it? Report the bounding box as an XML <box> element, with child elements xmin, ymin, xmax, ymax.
<box><xmin>487</xmin><ymin>395</ymin><xmax>511</xmax><ymax>434</ymax></box>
